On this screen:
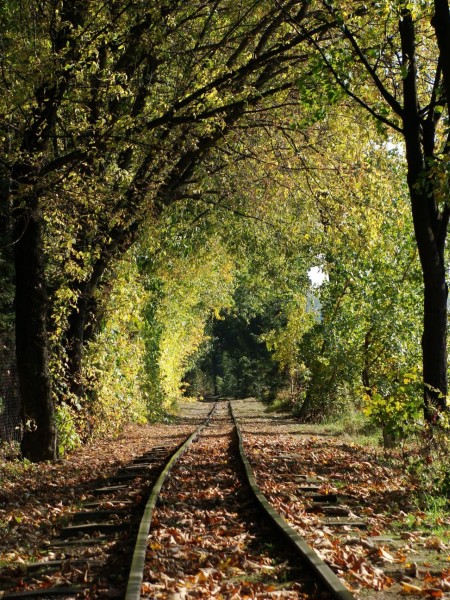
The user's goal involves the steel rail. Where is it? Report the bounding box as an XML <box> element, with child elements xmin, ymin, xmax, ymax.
<box><xmin>125</xmin><ymin>402</ymin><xmax>218</xmax><ymax>600</ymax></box>
<box><xmin>229</xmin><ymin>401</ymin><xmax>355</xmax><ymax>600</ymax></box>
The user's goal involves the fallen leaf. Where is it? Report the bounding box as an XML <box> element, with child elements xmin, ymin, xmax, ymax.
<box><xmin>423</xmin><ymin>589</ymin><xmax>444</xmax><ymax>598</ymax></box>
<box><xmin>401</xmin><ymin>582</ymin><xmax>423</xmax><ymax>595</ymax></box>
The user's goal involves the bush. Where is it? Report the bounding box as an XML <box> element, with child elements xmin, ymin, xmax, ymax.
<box><xmin>55</xmin><ymin>402</ymin><xmax>82</xmax><ymax>456</ymax></box>
<box><xmin>362</xmin><ymin>369</ymin><xmax>423</xmax><ymax>446</ymax></box>
<box><xmin>405</xmin><ymin>418</ymin><xmax>450</xmax><ymax>500</ymax></box>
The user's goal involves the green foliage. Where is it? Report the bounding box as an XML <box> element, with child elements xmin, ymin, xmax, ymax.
<box><xmin>261</xmin><ymin>294</ymin><xmax>316</xmax><ymax>377</ymax></box>
<box><xmin>0</xmin><ymin>440</ymin><xmax>20</xmax><ymax>461</ymax></box>
<box><xmin>322</xmin><ymin>405</ymin><xmax>381</xmax><ymax>446</ymax></box>
<box><xmin>83</xmin><ymin>253</ymin><xmax>149</xmax><ymax>437</ymax></box>
<box><xmin>362</xmin><ymin>369</ymin><xmax>423</xmax><ymax>440</ymax></box>
<box><xmin>55</xmin><ymin>402</ymin><xmax>82</xmax><ymax>456</ymax></box>
<box><xmin>2</xmin><ymin>0</ymin><xmax>339</xmax><ymax>457</ymax></box>
<box><xmin>2</xmin><ymin>0</ymin><xmax>446</xmax><ymax>464</ymax></box>
<box><xmin>141</xmin><ymin>232</ymin><xmax>236</xmax><ymax>406</ymax></box>
<box><xmin>284</xmin><ymin>109</ymin><xmax>424</xmax><ymax>425</ymax></box>
<box><xmin>315</xmin><ymin>0</ymin><xmax>450</xmax><ymax>421</ymax></box>
<box><xmin>208</xmin><ymin>312</ymin><xmax>284</xmax><ymax>400</ymax></box>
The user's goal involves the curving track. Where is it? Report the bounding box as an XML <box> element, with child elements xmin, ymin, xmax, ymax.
<box><xmin>1</xmin><ymin>400</ymin><xmax>356</xmax><ymax>599</ymax></box>
<box><xmin>126</xmin><ymin>402</ymin><xmax>218</xmax><ymax>599</ymax></box>
<box><xmin>230</xmin><ymin>401</ymin><xmax>354</xmax><ymax>600</ymax></box>
<box><xmin>127</xmin><ymin>400</ymin><xmax>354</xmax><ymax>600</ymax></box>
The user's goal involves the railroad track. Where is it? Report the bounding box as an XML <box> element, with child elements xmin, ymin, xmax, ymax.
<box><xmin>127</xmin><ymin>400</ymin><xmax>352</xmax><ymax>600</ymax></box>
<box><xmin>1</xmin><ymin>400</ymin><xmax>355</xmax><ymax>599</ymax></box>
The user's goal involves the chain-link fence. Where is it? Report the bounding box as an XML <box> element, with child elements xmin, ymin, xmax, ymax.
<box><xmin>0</xmin><ymin>344</ymin><xmax>22</xmax><ymax>443</ymax></box>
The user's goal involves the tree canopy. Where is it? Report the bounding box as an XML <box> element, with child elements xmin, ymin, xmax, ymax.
<box><xmin>0</xmin><ymin>0</ymin><xmax>449</xmax><ymax>460</ymax></box>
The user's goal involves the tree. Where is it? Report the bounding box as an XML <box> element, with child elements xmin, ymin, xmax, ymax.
<box><xmin>1</xmin><ymin>0</ymin><xmax>332</xmax><ymax>459</ymax></box>
<box><xmin>240</xmin><ymin>102</ymin><xmax>423</xmax><ymax>427</ymax></box>
<box><xmin>283</xmin><ymin>0</ymin><xmax>450</xmax><ymax>421</ymax></box>
<box><xmin>143</xmin><ymin>233</ymin><xmax>236</xmax><ymax>406</ymax></box>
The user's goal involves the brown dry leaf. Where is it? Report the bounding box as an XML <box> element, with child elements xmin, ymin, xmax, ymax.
<box><xmin>423</xmin><ymin>590</ymin><xmax>444</xmax><ymax>598</ymax></box>
<box><xmin>378</xmin><ymin>547</ymin><xmax>396</xmax><ymax>563</ymax></box>
<box><xmin>425</xmin><ymin>538</ymin><xmax>448</xmax><ymax>552</ymax></box>
<box><xmin>423</xmin><ymin>572</ymin><xmax>438</xmax><ymax>584</ymax></box>
<box><xmin>195</xmin><ymin>567</ymin><xmax>218</xmax><ymax>582</ymax></box>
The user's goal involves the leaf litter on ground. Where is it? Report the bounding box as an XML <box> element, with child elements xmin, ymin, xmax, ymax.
<box><xmin>2</xmin><ymin>398</ymin><xmax>450</xmax><ymax>600</ymax></box>
<box><xmin>0</xmin><ymin>408</ymin><xmax>207</xmax><ymax>597</ymax></box>
<box><xmin>142</xmin><ymin>402</ymin><xmax>317</xmax><ymax>599</ymax></box>
<box><xmin>232</xmin><ymin>398</ymin><xmax>450</xmax><ymax>600</ymax></box>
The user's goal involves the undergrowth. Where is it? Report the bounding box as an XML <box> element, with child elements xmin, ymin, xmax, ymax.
<box><xmin>269</xmin><ymin>394</ymin><xmax>450</xmax><ymax>518</ymax></box>
<box><xmin>267</xmin><ymin>396</ymin><xmax>382</xmax><ymax>446</ymax></box>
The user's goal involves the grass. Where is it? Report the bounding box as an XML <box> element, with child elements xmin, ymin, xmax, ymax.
<box><xmin>417</xmin><ymin>494</ymin><xmax>450</xmax><ymax>533</ymax></box>
<box><xmin>323</xmin><ymin>407</ymin><xmax>382</xmax><ymax>444</ymax></box>
<box><xmin>265</xmin><ymin>397</ymin><xmax>294</xmax><ymax>414</ymax></box>
<box><xmin>389</xmin><ymin>490</ymin><xmax>450</xmax><ymax>540</ymax></box>
<box><xmin>267</xmin><ymin>395</ymin><xmax>383</xmax><ymax>446</ymax></box>
<box><xmin>293</xmin><ymin>409</ymin><xmax>382</xmax><ymax>447</ymax></box>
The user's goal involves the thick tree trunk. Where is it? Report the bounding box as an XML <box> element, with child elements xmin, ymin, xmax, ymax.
<box><xmin>422</xmin><ymin>267</ymin><xmax>448</xmax><ymax>419</ymax></box>
<box><xmin>400</xmin><ymin>10</ymin><xmax>448</xmax><ymax>422</ymax></box>
<box><xmin>426</xmin><ymin>0</ymin><xmax>450</xmax><ymax>418</ymax></box>
<box><xmin>407</xmin><ymin>180</ymin><xmax>448</xmax><ymax>420</ymax></box>
<box><xmin>14</xmin><ymin>202</ymin><xmax>57</xmax><ymax>461</ymax></box>
<box><xmin>425</xmin><ymin>1</ymin><xmax>450</xmax><ymax>419</ymax></box>
<box><xmin>407</xmin><ymin>187</ymin><xmax>448</xmax><ymax>422</ymax></box>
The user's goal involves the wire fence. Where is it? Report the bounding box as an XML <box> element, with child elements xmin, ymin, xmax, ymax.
<box><xmin>0</xmin><ymin>346</ymin><xmax>22</xmax><ymax>443</ymax></box>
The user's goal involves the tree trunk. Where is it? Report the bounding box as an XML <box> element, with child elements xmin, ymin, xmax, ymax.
<box><xmin>407</xmin><ymin>188</ymin><xmax>448</xmax><ymax>423</ymax></box>
<box><xmin>405</xmin><ymin>156</ymin><xmax>449</xmax><ymax>422</ymax></box>
<box><xmin>422</xmin><ymin>265</ymin><xmax>448</xmax><ymax>419</ymax></box>
<box><xmin>400</xmin><ymin>10</ymin><xmax>448</xmax><ymax>422</ymax></box>
<box><xmin>361</xmin><ymin>330</ymin><xmax>372</xmax><ymax>393</ymax></box>
<box><xmin>407</xmin><ymin>178</ymin><xmax>449</xmax><ymax>420</ymax></box>
<box><xmin>14</xmin><ymin>201</ymin><xmax>57</xmax><ymax>461</ymax></box>
<box><xmin>429</xmin><ymin>0</ymin><xmax>450</xmax><ymax>419</ymax></box>
<box><xmin>65</xmin><ymin>293</ymin><xmax>90</xmax><ymax>400</ymax></box>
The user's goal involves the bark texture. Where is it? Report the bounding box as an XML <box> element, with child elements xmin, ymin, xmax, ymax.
<box><xmin>400</xmin><ymin>10</ymin><xmax>448</xmax><ymax>420</ymax></box>
<box><xmin>14</xmin><ymin>202</ymin><xmax>57</xmax><ymax>460</ymax></box>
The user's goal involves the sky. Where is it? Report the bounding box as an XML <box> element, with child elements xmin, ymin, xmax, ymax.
<box><xmin>308</xmin><ymin>266</ymin><xmax>327</xmax><ymax>286</ymax></box>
